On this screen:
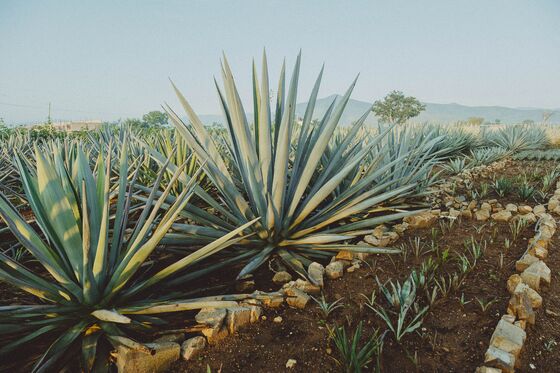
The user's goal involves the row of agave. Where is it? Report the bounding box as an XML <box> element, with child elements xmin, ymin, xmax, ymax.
<box><xmin>0</xmin><ymin>54</ymin><xmax>550</xmax><ymax>371</ymax></box>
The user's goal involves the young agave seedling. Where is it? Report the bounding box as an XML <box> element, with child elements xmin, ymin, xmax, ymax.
<box><xmin>475</xmin><ymin>297</ymin><xmax>498</xmax><ymax>313</ymax></box>
<box><xmin>329</xmin><ymin>321</ymin><xmax>385</xmax><ymax>373</ymax></box>
<box><xmin>368</xmin><ymin>274</ymin><xmax>429</xmax><ymax>342</ymax></box>
<box><xmin>311</xmin><ymin>293</ymin><xmax>344</xmax><ymax>319</ymax></box>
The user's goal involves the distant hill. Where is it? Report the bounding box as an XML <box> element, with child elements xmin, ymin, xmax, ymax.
<box><xmin>193</xmin><ymin>95</ymin><xmax>558</xmax><ymax>126</ymax></box>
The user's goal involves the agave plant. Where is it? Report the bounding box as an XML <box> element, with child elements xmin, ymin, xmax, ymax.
<box><xmin>483</xmin><ymin>125</ymin><xmax>549</xmax><ymax>152</ymax></box>
<box><xmin>0</xmin><ymin>141</ymin><xmax>256</xmax><ymax>371</ymax></box>
<box><xmin>154</xmin><ymin>53</ymin><xmax>425</xmax><ymax>280</ymax></box>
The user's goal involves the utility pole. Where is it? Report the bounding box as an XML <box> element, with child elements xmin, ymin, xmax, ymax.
<box><xmin>47</xmin><ymin>102</ymin><xmax>52</xmax><ymax>124</ymax></box>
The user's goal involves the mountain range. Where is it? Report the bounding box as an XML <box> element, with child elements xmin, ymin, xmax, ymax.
<box><xmin>198</xmin><ymin>95</ymin><xmax>558</xmax><ymax>126</ymax></box>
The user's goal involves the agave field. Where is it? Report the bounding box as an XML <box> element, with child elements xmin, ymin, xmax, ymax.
<box><xmin>1</xmin><ymin>55</ymin><xmax>560</xmax><ymax>373</ymax></box>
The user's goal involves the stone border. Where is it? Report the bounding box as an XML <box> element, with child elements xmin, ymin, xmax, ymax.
<box><xmin>476</xmin><ymin>188</ymin><xmax>558</xmax><ymax>372</ymax></box>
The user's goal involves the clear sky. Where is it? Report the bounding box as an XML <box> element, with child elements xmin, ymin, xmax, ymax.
<box><xmin>1</xmin><ymin>0</ymin><xmax>559</xmax><ymax>124</ymax></box>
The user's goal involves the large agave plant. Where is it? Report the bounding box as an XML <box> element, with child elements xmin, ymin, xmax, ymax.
<box><xmin>0</xmin><ymin>141</ymin><xmax>255</xmax><ymax>371</ymax></box>
<box><xmin>155</xmin><ymin>53</ymin><xmax>423</xmax><ymax>280</ymax></box>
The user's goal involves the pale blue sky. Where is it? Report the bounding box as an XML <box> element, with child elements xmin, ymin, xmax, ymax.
<box><xmin>1</xmin><ymin>0</ymin><xmax>559</xmax><ymax>124</ymax></box>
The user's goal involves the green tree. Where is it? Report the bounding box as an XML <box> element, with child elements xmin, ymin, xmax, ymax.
<box><xmin>522</xmin><ymin>119</ymin><xmax>535</xmax><ymax>125</ymax></box>
<box><xmin>372</xmin><ymin>91</ymin><xmax>426</xmax><ymax>125</ymax></box>
<box><xmin>142</xmin><ymin>110</ymin><xmax>168</xmax><ymax>127</ymax></box>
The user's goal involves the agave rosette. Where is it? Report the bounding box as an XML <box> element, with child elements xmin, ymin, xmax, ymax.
<box><xmin>0</xmin><ymin>141</ymin><xmax>256</xmax><ymax>371</ymax></box>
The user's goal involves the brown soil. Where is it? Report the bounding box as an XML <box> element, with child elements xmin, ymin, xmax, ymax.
<box><xmin>452</xmin><ymin>160</ymin><xmax>559</xmax><ymax>206</ymax></box>
<box><xmin>171</xmin><ymin>216</ymin><xmax>558</xmax><ymax>373</ymax></box>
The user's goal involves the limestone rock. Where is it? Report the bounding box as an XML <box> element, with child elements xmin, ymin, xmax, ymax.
<box><xmin>513</xmin><ymin>283</ymin><xmax>542</xmax><ymax>309</ymax></box>
<box><xmin>515</xmin><ymin>254</ymin><xmax>540</xmax><ymax>272</ymax></box>
<box><xmin>507</xmin><ymin>291</ymin><xmax>535</xmax><ymax>325</ymax></box>
<box><xmin>308</xmin><ymin>262</ymin><xmax>325</xmax><ymax>287</ymax></box>
<box><xmin>521</xmin><ymin>260</ymin><xmax>551</xmax><ymax>291</ymax></box>
<box><xmin>460</xmin><ymin>209</ymin><xmax>473</xmax><ymax>219</ymax></box>
<box><xmin>534</xmin><ymin>204</ymin><xmax>546</xmax><ymax>217</ymax></box>
<box><xmin>196</xmin><ymin>308</ymin><xmax>227</xmax><ymax>328</ymax></box>
<box><xmin>116</xmin><ymin>342</ymin><xmax>180</xmax><ymax>373</ymax></box>
<box><xmin>481</xmin><ymin>202</ymin><xmax>492</xmax><ymax>211</ymax></box>
<box><xmin>518</xmin><ymin>205</ymin><xmax>532</xmax><ymax>215</ymax></box>
<box><xmin>506</xmin><ymin>274</ymin><xmax>522</xmax><ymax>294</ymax></box>
<box><xmin>403</xmin><ymin>211</ymin><xmax>437</xmax><ymax>229</ymax></box>
<box><xmin>489</xmin><ymin>319</ymin><xmax>526</xmax><ymax>359</ymax></box>
<box><xmin>491</xmin><ymin>210</ymin><xmax>512</xmax><ymax>222</ymax></box>
<box><xmin>371</xmin><ymin>224</ymin><xmax>389</xmax><ymax>238</ymax></box>
<box><xmin>285</xmin><ymin>287</ymin><xmax>310</xmax><ymax>309</ymax></box>
<box><xmin>505</xmin><ymin>203</ymin><xmax>518</xmax><ymax>212</ymax></box>
<box><xmin>180</xmin><ymin>336</ymin><xmax>206</xmax><ymax>361</ymax></box>
<box><xmin>484</xmin><ymin>346</ymin><xmax>515</xmax><ymax>373</ymax></box>
<box><xmin>286</xmin><ymin>359</ymin><xmax>297</xmax><ymax>369</ymax></box>
<box><xmin>283</xmin><ymin>279</ymin><xmax>321</xmax><ymax>295</ymax></box>
<box><xmin>475</xmin><ymin>209</ymin><xmax>491</xmax><ymax>221</ymax></box>
<box><xmin>468</xmin><ymin>200</ymin><xmax>478</xmax><ymax>210</ymax></box>
<box><xmin>325</xmin><ymin>261</ymin><xmax>344</xmax><ymax>280</ymax></box>
<box><xmin>514</xmin><ymin>212</ymin><xmax>537</xmax><ymax>224</ymax></box>
<box><xmin>225</xmin><ymin>306</ymin><xmax>256</xmax><ymax>333</ymax></box>
<box><xmin>336</xmin><ymin>250</ymin><xmax>353</xmax><ymax>261</ymax></box>
<box><xmin>272</xmin><ymin>271</ymin><xmax>292</xmax><ymax>285</ymax></box>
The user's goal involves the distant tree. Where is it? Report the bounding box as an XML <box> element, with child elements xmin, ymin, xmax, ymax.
<box><xmin>495</xmin><ymin>119</ymin><xmax>501</xmax><ymax>125</ymax></box>
<box><xmin>522</xmin><ymin>119</ymin><xmax>535</xmax><ymax>125</ymax></box>
<box><xmin>372</xmin><ymin>91</ymin><xmax>426</xmax><ymax>125</ymax></box>
<box><xmin>123</xmin><ymin>118</ymin><xmax>145</xmax><ymax>128</ymax></box>
<box><xmin>466</xmin><ymin>117</ymin><xmax>484</xmax><ymax>126</ymax></box>
<box><xmin>142</xmin><ymin>111</ymin><xmax>168</xmax><ymax>127</ymax></box>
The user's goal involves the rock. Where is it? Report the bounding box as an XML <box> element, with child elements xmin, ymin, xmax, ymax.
<box><xmin>514</xmin><ymin>212</ymin><xmax>537</xmax><ymax>224</ymax></box>
<box><xmin>257</xmin><ymin>292</ymin><xmax>284</xmax><ymax>308</ymax></box>
<box><xmin>515</xmin><ymin>320</ymin><xmax>526</xmax><ymax>330</ymax></box>
<box><xmin>491</xmin><ymin>210</ymin><xmax>512</xmax><ymax>222</ymax></box>
<box><xmin>475</xmin><ymin>209</ymin><xmax>491</xmax><ymax>221</ymax></box>
<box><xmin>507</xmin><ymin>291</ymin><xmax>535</xmax><ymax>325</ymax></box>
<box><xmin>273</xmin><ymin>316</ymin><xmax>283</xmax><ymax>323</ymax></box>
<box><xmin>488</xmin><ymin>199</ymin><xmax>498</xmax><ymax>205</ymax></box>
<box><xmin>372</xmin><ymin>224</ymin><xmax>389</xmax><ymax>238</ymax></box>
<box><xmin>513</xmin><ymin>283</ymin><xmax>542</xmax><ymax>309</ymax></box>
<box><xmin>273</xmin><ymin>271</ymin><xmax>292</xmax><ymax>284</ymax></box>
<box><xmin>521</xmin><ymin>261</ymin><xmax>551</xmax><ymax>290</ymax></box>
<box><xmin>530</xmin><ymin>244</ymin><xmax>548</xmax><ymax>260</ymax></box>
<box><xmin>336</xmin><ymin>250</ymin><xmax>354</xmax><ymax>261</ymax></box>
<box><xmin>393</xmin><ymin>222</ymin><xmax>408</xmax><ymax>235</ymax></box>
<box><xmin>449</xmin><ymin>208</ymin><xmax>461</xmax><ymax>218</ymax></box>
<box><xmin>489</xmin><ymin>319</ymin><xmax>526</xmax><ymax>359</ymax></box>
<box><xmin>154</xmin><ymin>333</ymin><xmax>185</xmax><ymax>344</ymax></box>
<box><xmin>403</xmin><ymin>211</ymin><xmax>438</xmax><ymax>228</ymax></box>
<box><xmin>364</xmin><ymin>233</ymin><xmax>399</xmax><ymax>246</ymax></box>
<box><xmin>518</xmin><ymin>205</ymin><xmax>532</xmax><ymax>214</ymax></box>
<box><xmin>548</xmin><ymin>197</ymin><xmax>559</xmax><ymax>211</ymax></box>
<box><xmin>201</xmin><ymin>325</ymin><xmax>229</xmax><ymax>345</ymax></box>
<box><xmin>196</xmin><ymin>308</ymin><xmax>229</xmax><ymax>345</ymax></box>
<box><xmin>285</xmin><ymin>288</ymin><xmax>310</xmax><ymax>309</ymax></box>
<box><xmin>286</xmin><ymin>359</ymin><xmax>297</xmax><ymax>369</ymax></box>
<box><xmin>506</xmin><ymin>274</ymin><xmax>522</xmax><ymax>294</ymax></box>
<box><xmin>533</xmin><ymin>205</ymin><xmax>546</xmax><ymax>217</ymax></box>
<box><xmin>283</xmin><ymin>279</ymin><xmax>321</xmax><ymax>294</ymax></box>
<box><xmin>325</xmin><ymin>261</ymin><xmax>344</xmax><ymax>280</ymax></box>
<box><xmin>308</xmin><ymin>262</ymin><xmax>325</xmax><ymax>287</ymax></box>
<box><xmin>484</xmin><ymin>346</ymin><xmax>515</xmax><ymax>373</ymax></box>
<box><xmin>460</xmin><ymin>209</ymin><xmax>473</xmax><ymax>219</ymax></box>
<box><xmin>180</xmin><ymin>337</ymin><xmax>206</xmax><ymax>361</ymax></box>
<box><xmin>196</xmin><ymin>308</ymin><xmax>227</xmax><ymax>328</ymax></box>
<box><xmin>505</xmin><ymin>203</ymin><xmax>518</xmax><ymax>212</ymax></box>
<box><xmin>501</xmin><ymin>314</ymin><xmax>516</xmax><ymax>324</ymax></box>
<box><xmin>515</xmin><ymin>254</ymin><xmax>540</xmax><ymax>272</ymax></box>
<box><xmin>468</xmin><ymin>200</ymin><xmax>478</xmax><ymax>210</ymax></box>
<box><xmin>225</xmin><ymin>306</ymin><xmax>257</xmax><ymax>333</ymax></box>
<box><xmin>481</xmin><ymin>202</ymin><xmax>492</xmax><ymax>211</ymax></box>
<box><xmin>116</xmin><ymin>342</ymin><xmax>180</xmax><ymax>373</ymax></box>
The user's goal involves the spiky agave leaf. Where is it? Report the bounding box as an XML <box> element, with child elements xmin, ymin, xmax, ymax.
<box><xmin>155</xmin><ymin>52</ymin><xmax>428</xmax><ymax>280</ymax></box>
<box><xmin>0</xmin><ymin>140</ymin><xmax>257</xmax><ymax>372</ymax></box>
